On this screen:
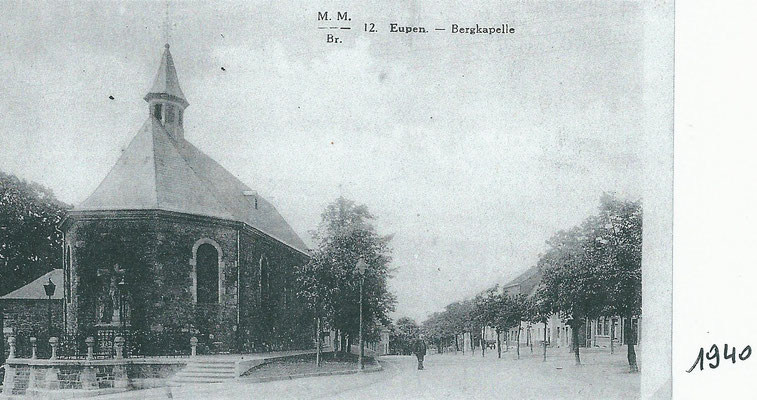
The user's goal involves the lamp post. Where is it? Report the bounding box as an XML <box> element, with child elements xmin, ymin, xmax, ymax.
<box><xmin>356</xmin><ymin>258</ymin><xmax>367</xmax><ymax>371</ymax></box>
<box><xmin>117</xmin><ymin>276</ymin><xmax>126</xmax><ymax>331</ymax></box>
<box><xmin>43</xmin><ymin>277</ymin><xmax>56</xmax><ymax>337</ymax></box>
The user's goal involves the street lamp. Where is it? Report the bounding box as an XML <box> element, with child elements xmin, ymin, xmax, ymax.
<box><xmin>356</xmin><ymin>258</ymin><xmax>367</xmax><ymax>371</ymax></box>
<box><xmin>43</xmin><ymin>277</ymin><xmax>56</xmax><ymax>337</ymax></box>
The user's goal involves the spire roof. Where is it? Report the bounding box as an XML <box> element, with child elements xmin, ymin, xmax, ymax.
<box><xmin>74</xmin><ymin>44</ymin><xmax>308</xmax><ymax>255</ymax></box>
<box><xmin>144</xmin><ymin>44</ymin><xmax>188</xmax><ymax>107</ymax></box>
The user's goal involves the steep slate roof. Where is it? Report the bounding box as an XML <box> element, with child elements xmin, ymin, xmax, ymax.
<box><xmin>75</xmin><ymin>45</ymin><xmax>308</xmax><ymax>254</ymax></box>
<box><xmin>144</xmin><ymin>44</ymin><xmax>187</xmax><ymax>106</ymax></box>
<box><xmin>502</xmin><ymin>265</ymin><xmax>542</xmax><ymax>297</ymax></box>
<box><xmin>0</xmin><ymin>269</ymin><xmax>64</xmax><ymax>300</ymax></box>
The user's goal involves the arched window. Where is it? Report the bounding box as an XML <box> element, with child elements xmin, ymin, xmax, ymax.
<box><xmin>259</xmin><ymin>255</ymin><xmax>269</xmax><ymax>306</ymax></box>
<box><xmin>196</xmin><ymin>244</ymin><xmax>219</xmax><ymax>304</ymax></box>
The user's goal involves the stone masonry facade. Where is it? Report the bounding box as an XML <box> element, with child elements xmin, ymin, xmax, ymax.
<box><xmin>61</xmin><ymin>210</ymin><xmax>312</xmax><ymax>354</ymax></box>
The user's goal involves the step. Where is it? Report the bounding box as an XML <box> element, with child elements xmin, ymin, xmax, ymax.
<box><xmin>188</xmin><ymin>360</ymin><xmax>238</xmax><ymax>364</ymax></box>
<box><xmin>176</xmin><ymin>369</ymin><xmax>236</xmax><ymax>376</ymax></box>
<box><xmin>170</xmin><ymin>377</ymin><xmax>226</xmax><ymax>384</ymax></box>
<box><xmin>172</xmin><ymin>373</ymin><xmax>229</xmax><ymax>378</ymax></box>
<box><xmin>184</xmin><ymin>365</ymin><xmax>236</xmax><ymax>370</ymax></box>
<box><xmin>180</xmin><ymin>368</ymin><xmax>234</xmax><ymax>373</ymax></box>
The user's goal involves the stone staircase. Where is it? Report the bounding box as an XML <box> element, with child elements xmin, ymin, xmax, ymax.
<box><xmin>169</xmin><ymin>359</ymin><xmax>238</xmax><ymax>385</ymax></box>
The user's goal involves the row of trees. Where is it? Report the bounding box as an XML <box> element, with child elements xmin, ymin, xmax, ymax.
<box><xmin>538</xmin><ymin>194</ymin><xmax>642</xmax><ymax>371</ymax></box>
<box><xmin>419</xmin><ymin>290</ymin><xmax>544</xmax><ymax>360</ymax></box>
<box><xmin>295</xmin><ymin>197</ymin><xmax>397</xmax><ymax>367</ymax></box>
<box><xmin>419</xmin><ymin>194</ymin><xmax>642</xmax><ymax>372</ymax></box>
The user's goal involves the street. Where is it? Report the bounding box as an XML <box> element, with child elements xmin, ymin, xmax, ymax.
<box><xmin>105</xmin><ymin>346</ymin><xmax>640</xmax><ymax>400</ymax></box>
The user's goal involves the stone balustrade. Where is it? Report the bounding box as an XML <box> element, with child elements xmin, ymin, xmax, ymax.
<box><xmin>1</xmin><ymin>336</ymin><xmax>187</xmax><ymax>398</ymax></box>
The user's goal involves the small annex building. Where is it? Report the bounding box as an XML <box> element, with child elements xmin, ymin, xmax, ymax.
<box><xmin>58</xmin><ymin>44</ymin><xmax>311</xmax><ymax>355</ymax></box>
<box><xmin>1</xmin><ymin>269</ymin><xmax>64</xmax><ymax>362</ymax></box>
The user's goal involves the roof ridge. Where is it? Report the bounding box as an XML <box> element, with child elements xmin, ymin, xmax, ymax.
<box><xmin>78</xmin><ymin>120</ymin><xmax>157</xmax><ymax>208</ymax></box>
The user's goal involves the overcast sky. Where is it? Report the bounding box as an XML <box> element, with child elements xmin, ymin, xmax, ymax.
<box><xmin>0</xmin><ymin>1</ymin><xmax>643</xmax><ymax>322</ymax></box>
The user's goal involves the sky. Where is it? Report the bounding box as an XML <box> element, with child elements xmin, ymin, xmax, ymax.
<box><xmin>0</xmin><ymin>1</ymin><xmax>644</xmax><ymax>322</ymax></box>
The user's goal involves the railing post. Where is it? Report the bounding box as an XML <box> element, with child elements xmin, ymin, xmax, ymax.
<box><xmin>113</xmin><ymin>336</ymin><xmax>128</xmax><ymax>389</ymax></box>
<box><xmin>30</xmin><ymin>336</ymin><xmax>37</xmax><ymax>359</ymax></box>
<box><xmin>8</xmin><ymin>336</ymin><xmax>16</xmax><ymax>359</ymax></box>
<box><xmin>49</xmin><ymin>337</ymin><xmax>59</xmax><ymax>360</ymax></box>
<box><xmin>114</xmin><ymin>336</ymin><xmax>125</xmax><ymax>359</ymax></box>
<box><xmin>190</xmin><ymin>336</ymin><xmax>198</xmax><ymax>358</ymax></box>
<box><xmin>85</xmin><ymin>336</ymin><xmax>95</xmax><ymax>360</ymax></box>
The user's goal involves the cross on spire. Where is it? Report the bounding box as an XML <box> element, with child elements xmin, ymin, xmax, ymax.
<box><xmin>163</xmin><ymin>0</ymin><xmax>172</xmax><ymax>45</ymax></box>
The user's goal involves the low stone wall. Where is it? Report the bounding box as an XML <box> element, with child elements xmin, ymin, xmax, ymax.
<box><xmin>1</xmin><ymin>358</ymin><xmax>186</xmax><ymax>398</ymax></box>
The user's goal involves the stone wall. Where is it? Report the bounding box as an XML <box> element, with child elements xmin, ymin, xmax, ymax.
<box><xmin>1</xmin><ymin>358</ymin><xmax>186</xmax><ymax>397</ymax></box>
<box><xmin>62</xmin><ymin>210</ymin><xmax>312</xmax><ymax>354</ymax></box>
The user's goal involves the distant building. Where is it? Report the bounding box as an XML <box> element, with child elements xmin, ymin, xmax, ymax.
<box><xmin>58</xmin><ymin>44</ymin><xmax>311</xmax><ymax>354</ymax></box>
<box><xmin>363</xmin><ymin>325</ymin><xmax>390</xmax><ymax>356</ymax></box>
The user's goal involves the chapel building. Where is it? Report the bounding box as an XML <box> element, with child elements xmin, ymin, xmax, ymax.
<box><xmin>59</xmin><ymin>44</ymin><xmax>311</xmax><ymax>354</ymax></box>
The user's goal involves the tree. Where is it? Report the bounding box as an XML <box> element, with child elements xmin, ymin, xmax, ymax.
<box><xmin>301</xmin><ymin>197</ymin><xmax>396</xmax><ymax>359</ymax></box>
<box><xmin>594</xmin><ymin>194</ymin><xmax>642</xmax><ymax>372</ymax></box>
<box><xmin>295</xmin><ymin>249</ymin><xmax>337</xmax><ymax>367</ymax></box>
<box><xmin>526</xmin><ymin>289</ymin><xmax>552</xmax><ymax>362</ymax></box>
<box><xmin>501</xmin><ymin>293</ymin><xmax>529</xmax><ymax>360</ymax></box>
<box><xmin>538</xmin><ymin>221</ymin><xmax>608</xmax><ymax>365</ymax></box>
<box><xmin>445</xmin><ymin>300</ymin><xmax>473</xmax><ymax>354</ymax></box>
<box><xmin>473</xmin><ymin>286</ymin><xmax>513</xmax><ymax>358</ymax></box>
<box><xmin>0</xmin><ymin>170</ymin><xmax>71</xmax><ymax>296</ymax></box>
<box><xmin>391</xmin><ymin>317</ymin><xmax>420</xmax><ymax>355</ymax></box>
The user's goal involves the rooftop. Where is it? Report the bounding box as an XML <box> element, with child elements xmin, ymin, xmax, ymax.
<box><xmin>73</xmin><ymin>45</ymin><xmax>307</xmax><ymax>254</ymax></box>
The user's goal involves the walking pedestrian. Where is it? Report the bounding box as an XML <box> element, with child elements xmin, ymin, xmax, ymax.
<box><xmin>413</xmin><ymin>336</ymin><xmax>427</xmax><ymax>370</ymax></box>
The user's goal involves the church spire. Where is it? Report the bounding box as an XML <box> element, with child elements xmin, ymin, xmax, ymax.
<box><xmin>145</xmin><ymin>44</ymin><xmax>188</xmax><ymax>140</ymax></box>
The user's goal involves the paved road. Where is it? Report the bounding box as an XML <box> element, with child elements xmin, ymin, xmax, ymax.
<box><xmin>104</xmin><ymin>347</ymin><xmax>639</xmax><ymax>399</ymax></box>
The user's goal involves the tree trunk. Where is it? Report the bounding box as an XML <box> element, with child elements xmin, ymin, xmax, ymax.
<box><xmin>347</xmin><ymin>335</ymin><xmax>352</xmax><ymax>354</ymax></box>
<box><xmin>460</xmin><ymin>334</ymin><xmax>464</xmax><ymax>354</ymax></box>
<box><xmin>610</xmin><ymin>318</ymin><xmax>615</xmax><ymax>354</ymax></box>
<box><xmin>543</xmin><ymin>321</ymin><xmax>548</xmax><ymax>362</ymax></box>
<box><xmin>627</xmin><ymin>315</ymin><xmax>639</xmax><ymax>372</ymax></box>
<box><xmin>496</xmin><ymin>329</ymin><xmax>502</xmax><ymax>359</ymax></box>
<box><xmin>470</xmin><ymin>332</ymin><xmax>475</xmax><ymax>356</ymax></box>
<box><xmin>571</xmin><ymin>322</ymin><xmax>581</xmax><ymax>365</ymax></box>
<box><xmin>316</xmin><ymin>317</ymin><xmax>322</xmax><ymax>368</ymax></box>
<box><xmin>481</xmin><ymin>327</ymin><xmax>485</xmax><ymax>357</ymax></box>
<box><xmin>529</xmin><ymin>327</ymin><xmax>533</xmax><ymax>354</ymax></box>
<box><xmin>516</xmin><ymin>325</ymin><xmax>521</xmax><ymax>360</ymax></box>
<box><xmin>505</xmin><ymin>329</ymin><xmax>509</xmax><ymax>352</ymax></box>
